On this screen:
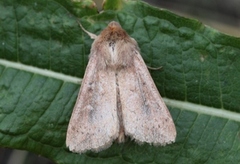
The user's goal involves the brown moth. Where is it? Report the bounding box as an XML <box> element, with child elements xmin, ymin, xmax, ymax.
<box><xmin>66</xmin><ymin>21</ymin><xmax>176</xmax><ymax>153</ymax></box>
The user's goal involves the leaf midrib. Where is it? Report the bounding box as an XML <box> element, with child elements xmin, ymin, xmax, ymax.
<box><xmin>0</xmin><ymin>59</ymin><xmax>81</xmax><ymax>84</ymax></box>
<box><xmin>1</xmin><ymin>58</ymin><xmax>240</xmax><ymax>122</ymax></box>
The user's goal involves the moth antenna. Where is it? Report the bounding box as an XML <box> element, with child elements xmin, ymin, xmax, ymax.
<box><xmin>77</xmin><ymin>20</ymin><xmax>97</xmax><ymax>39</ymax></box>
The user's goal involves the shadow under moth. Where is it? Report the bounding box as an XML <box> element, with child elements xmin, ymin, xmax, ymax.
<box><xmin>66</xmin><ymin>21</ymin><xmax>176</xmax><ymax>153</ymax></box>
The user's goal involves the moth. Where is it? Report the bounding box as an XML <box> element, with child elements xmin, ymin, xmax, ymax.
<box><xmin>66</xmin><ymin>21</ymin><xmax>176</xmax><ymax>153</ymax></box>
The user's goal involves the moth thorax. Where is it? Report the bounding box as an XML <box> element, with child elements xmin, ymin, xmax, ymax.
<box><xmin>108</xmin><ymin>40</ymin><xmax>118</xmax><ymax>64</ymax></box>
<box><xmin>104</xmin><ymin>41</ymin><xmax>134</xmax><ymax>70</ymax></box>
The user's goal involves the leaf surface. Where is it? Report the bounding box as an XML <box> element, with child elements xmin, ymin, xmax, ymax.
<box><xmin>0</xmin><ymin>0</ymin><xmax>240</xmax><ymax>163</ymax></box>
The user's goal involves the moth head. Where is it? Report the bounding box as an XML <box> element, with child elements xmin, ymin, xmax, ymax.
<box><xmin>100</xmin><ymin>21</ymin><xmax>128</xmax><ymax>41</ymax></box>
<box><xmin>107</xmin><ymin>21</ymin><xmax>122</xmax><ymax>31</ymax></box>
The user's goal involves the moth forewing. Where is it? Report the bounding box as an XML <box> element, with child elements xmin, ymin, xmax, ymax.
<box><xmin>118</xmin><ymin>51</ymin><xmax>176</xmax><ymax>145</ymax></box>
<box><xmin>66</xmin><ymin>21</ymin><xmax>176</xmax><ymax>154</ymax></box>
<box><xmin>66</xmin><ymin>53</ymin><xmax>119</xmax><ymax>153</ymax></box>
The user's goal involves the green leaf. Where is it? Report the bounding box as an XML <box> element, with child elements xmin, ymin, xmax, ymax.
<box><xmin>1</xmin><ymin>0</ymin><xmax>240</xmax><ymax>163</ymax></box>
